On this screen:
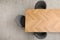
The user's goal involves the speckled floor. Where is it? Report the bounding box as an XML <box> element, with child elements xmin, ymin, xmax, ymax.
<box><xmin>0</xmin><ymin>0</ymin><xmax>60</xmax><ymax>40</ymax></box>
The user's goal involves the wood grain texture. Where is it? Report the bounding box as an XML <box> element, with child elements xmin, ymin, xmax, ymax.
<box><xmin>25</xmin><ymin>9</ymin><xmax>60</xmax><ymax>32</ymax></box>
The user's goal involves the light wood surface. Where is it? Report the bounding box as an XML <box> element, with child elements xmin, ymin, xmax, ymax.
<box><xmin>25</xmin><ymin>9</ymin><xmax>60</xmax><ymax>32</ymax></box>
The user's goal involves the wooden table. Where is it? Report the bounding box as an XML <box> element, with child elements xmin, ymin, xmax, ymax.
<box><xmin>25</xmin><ymin>9</ymin><xmax>60</xmax><ymax>32</ymax></box>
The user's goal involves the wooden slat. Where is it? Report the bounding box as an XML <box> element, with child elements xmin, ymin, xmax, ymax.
<box><xmin>25</xmin><ymin>9</ymin><xmax>60</xmax><ymax>32</ymax></box>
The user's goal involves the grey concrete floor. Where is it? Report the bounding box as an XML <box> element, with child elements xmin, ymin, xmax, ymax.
<box><xmin>0</xmin><ymin>0</ymin><xmax>60</xmax><ymax>40</ymax></box>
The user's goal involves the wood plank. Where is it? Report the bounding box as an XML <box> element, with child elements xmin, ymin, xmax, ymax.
<box><xmin>25</xmin><ymin>9</ymin><xmax>60</xmax><ymax>32</ymax></box>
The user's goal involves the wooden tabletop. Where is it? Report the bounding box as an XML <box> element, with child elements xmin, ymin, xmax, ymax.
<box><xmin>25</xmin><ymin>9</ymin><xmax>60</xmax><ymax>32</ymax></box>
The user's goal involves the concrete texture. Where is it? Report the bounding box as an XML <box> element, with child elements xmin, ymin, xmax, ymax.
<box><xmin>0</xmin><ymin>0</ymin><xmax>60</xmax><ymax>40</ymax></box>
<box><xmin>45</xmin><ymin>0</ymin><xmax>60</xmax><ymax>9</ymax></box>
